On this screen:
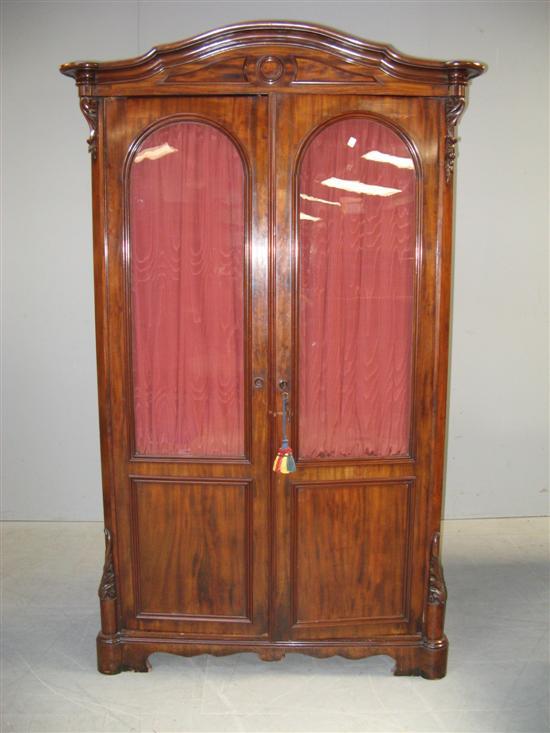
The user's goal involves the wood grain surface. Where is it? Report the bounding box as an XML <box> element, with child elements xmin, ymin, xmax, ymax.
<box><xmin>60</xmin><ymin>21</ymin><xmax>485</xmax><ymax>678</ymax></box>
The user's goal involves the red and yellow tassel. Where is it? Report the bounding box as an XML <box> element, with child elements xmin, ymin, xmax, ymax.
<box><xmin>273</xmin><ymin>445</ymin><xmax>296</xmax><ymax>474</ymax></box>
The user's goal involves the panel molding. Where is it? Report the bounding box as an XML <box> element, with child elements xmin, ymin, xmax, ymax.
<box><xmin>129</xmin><ymin>477</ymin><xmax>254</xmax><ymax>623</ymax></box>
<box><xmin>290</xmin><ymin>479</ymin><xmax>415</xmax><ymax>628</ymax></box>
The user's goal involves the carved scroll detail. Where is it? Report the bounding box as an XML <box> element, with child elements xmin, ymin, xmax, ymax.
<box><xmin>79</xmin><ymin>97</ymin><xmax>98</xmax><ymax>159</ymax></box>
<box><xmin>98</xmin><ymin>528</ymin><xmax>116</xmax><ymax>600</ymax></box>
<box><xmin>428</xmin><ymin>532</ymin><xmax>447</xmax><ymax>605</ymax></box>
<box><xmin>444</xmin><ymin>96</ymin><xmax>465</xmax><ymax>183</ymax></box>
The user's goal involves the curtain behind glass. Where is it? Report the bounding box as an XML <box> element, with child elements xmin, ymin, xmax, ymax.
<box><xmin>130</xmin><ymin>122</ymin><xmax>245</xmax><ymax>457</ymax></box>
<box><xmin>298</xmin><ymin>118</ymin><xmax>416</xmax><ymax>458</ymax></box>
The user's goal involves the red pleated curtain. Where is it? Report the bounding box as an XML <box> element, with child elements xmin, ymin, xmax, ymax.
<box><xmin>129</xmin><ymin>117</ymin><xmax>414</xmax><ymax>460</ymax></box>
<box><xmin>129</xmin><ymin>121</ymin><xmax>245</xmax><ymax>457</ymax></box>
<box><xmin>298</xmin><ymin>118</ymin><xmax>416</xmax><ymax>459</ymax></box>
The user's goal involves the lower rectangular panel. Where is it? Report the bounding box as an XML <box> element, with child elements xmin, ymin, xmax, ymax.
<box><xmin>131</xmin><ymin>479</ymin><xmax>251</xmax><ymax>620</ymax></box>
<box><xmin>290</xmin><ymin>480</ymin><xmax>414</xmax><ymax>637</ymax></box>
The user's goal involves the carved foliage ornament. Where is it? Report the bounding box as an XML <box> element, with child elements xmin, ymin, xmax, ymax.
<box><xmin>428</xmin><ymin>532</ymin><xmax>447</xmax><ymax>605</ymax></box>
<box><xmin>79</xmin><ymin>97</ymin><xmax>98</xmax><ymax>160</ymax></box>
<box><xmin>444</xmin><ymin>96</ymin><xmax>465</xmax><ymax>183</ymax></box>
<box><xmin>98</xmin><ymin>528</ymin><xmax>117</xmax><ymax>600</ymax></box>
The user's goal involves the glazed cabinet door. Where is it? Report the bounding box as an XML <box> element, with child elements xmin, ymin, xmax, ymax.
<box><xmin>102</xmin><ymin>96</ymin><xmax>270</xmax><ymax>638</ymax></box>
<box><xmin>271</xmin><ymin>95</ymin><xmax>442</xmax><ymax>641</ymax></box>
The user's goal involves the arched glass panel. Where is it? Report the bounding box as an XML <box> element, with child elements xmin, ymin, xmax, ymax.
<box><xmin>298</xmin><ymin>117</ymin><xmax>416</xmax><ymax>458</ymax></box>
<box><xmin>129</xmin><ymin>121</ymin><xmax>245</xmax><ymax>457</ymax></box>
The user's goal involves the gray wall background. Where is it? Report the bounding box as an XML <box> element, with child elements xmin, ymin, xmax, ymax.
<box><xmin>1</xmin><ymin>1</ymin><xmax>548</xmax><ymax>520</ymax></box>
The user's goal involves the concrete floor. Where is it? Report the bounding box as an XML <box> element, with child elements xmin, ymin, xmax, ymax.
<box><xmin>1</xmin><ymin>518</ymin><xmax>549</xmax><ymax>733</ymax></box>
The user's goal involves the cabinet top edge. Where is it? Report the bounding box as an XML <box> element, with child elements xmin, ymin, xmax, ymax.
<box><xmin>59</xmin><ymin>20</ymin><xmax>486</xmax><ymax>91</ymax></box>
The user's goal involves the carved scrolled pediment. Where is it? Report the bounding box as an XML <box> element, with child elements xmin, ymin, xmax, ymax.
<box><xmin>159</xmin><ymin>52</ymin><xmax>382</xmax><ymax>88</ymax></box>
<box><xmin>60</xmin><ymin>21</ymin><xmax>485</xmax><ymax>96</ymax></box>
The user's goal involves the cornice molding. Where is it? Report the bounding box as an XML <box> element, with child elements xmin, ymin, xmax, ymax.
<box><xmin>60</xmin><ymin>21</ymin><xmax>486</xmax><ymax>92</ymax></box>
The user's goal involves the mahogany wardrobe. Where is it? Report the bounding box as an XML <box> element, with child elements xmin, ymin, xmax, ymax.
<box><xmin>61</xmin><ymin>22</ymin><xmax>484</xmax><ymax>678</ymax></box>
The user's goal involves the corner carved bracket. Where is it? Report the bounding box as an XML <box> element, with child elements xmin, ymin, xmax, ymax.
<box><xmin>428</xmin><ymin>532</ymin><xmax>447</xmax><ymax>605</ymax></box>
<box><xmin>444</xmin><ymin>96</ymin><xmax>465</xmax><ymax>183</ymax></box>
<box><xmin>79</xmin><ymin>97</ymin><xmax>98</xmax><ymax>160</ymax></box>
<box><xmin>98</xmin><ymin>528</ymin><xmax>117</xmax><ymax>600</ymax></box>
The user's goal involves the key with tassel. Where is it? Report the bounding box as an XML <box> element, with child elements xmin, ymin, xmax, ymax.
<box><xmin>273</xmin><ymin>389</ymin><xmax>296</xmax><ymax>474</ymax></box>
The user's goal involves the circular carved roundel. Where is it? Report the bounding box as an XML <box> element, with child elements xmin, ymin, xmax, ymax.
<box><xmin>257</xmin><ymin>56</ymin><xmax>284</xmax><ymax>83</ymax></box>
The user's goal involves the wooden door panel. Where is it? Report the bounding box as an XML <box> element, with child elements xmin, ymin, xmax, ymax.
<box><xmin>290</xmin><ymin>481</ymin><xmax>413</xmax><ymax>630</ymax></box>
<box><xmin>103</xmin><ymin>96</ymin><xmax>270</xmax><ymax>637</ymax></box>
<box><xmin>132</xmin><ymin>479</ymin><xmax>252</xmax><ymax>620</ymax></box>
<box><xmin>272</xmin><ymin>93</ymin><xmax>441</xmax><ymax>640</ymax></box>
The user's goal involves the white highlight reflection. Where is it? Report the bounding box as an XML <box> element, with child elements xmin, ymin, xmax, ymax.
<box><xmin>135</xmin><ymin>143</ymin><xmax>178</xmax><ymax>163</ymax></box>
<box><xmin>347</xmin><ymin>136</ymin><xmax>357</xmax><ymax>148</ymax></box>
<box><xmin>300</xmin><ymin>193</ymin><xmax>341</xmax><ymax>207</ymax></box>
<box><xmin>362</xmin><ymin>150</ymin><xmax>414</xmax><ymax>169</ymax></box>
<box><xmin>300</xmin><ymin>212</ymin><xmax>322</xmax><ymax>221</ymax></box>
<box><xmin>321</xmin><ymin>177</ymin><xmax>401</xmax><ymax>197</ymax></box>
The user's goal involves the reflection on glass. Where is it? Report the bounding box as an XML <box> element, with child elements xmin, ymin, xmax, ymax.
<box><xmin>362</xmin><ymin>149</ymin><xmax>414</xmax><ymax>169</ymax></box>
<box><xmin>130</xmin><ymin>121</ymin><xmax>245</xmax><ymax>457</ymax></box>
<box><xmin>321</xmin><ymin>176</ymin><xmax>402</xmax><ymax>197</ymax></box>
<box><xmin>299</xmin><ymin>118</ymin><xmax>416</xmax><ymax>459</ymax></box>
<box><xmin>300</xmin><ymin>193</ymin><xmax>341</xmax><ymax>207</ymax></box>
<box><xmin>134</xmin><ymin>142</ymin><xmax>178</xmax><ymax>163</ymax></box>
